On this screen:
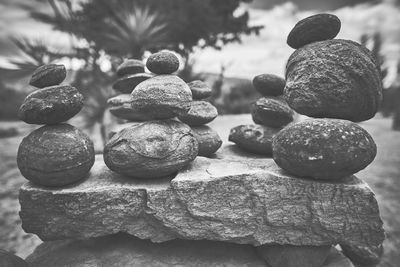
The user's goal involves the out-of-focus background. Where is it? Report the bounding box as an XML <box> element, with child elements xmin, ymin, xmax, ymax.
<box><xmin>0</xmin><ymin>0</ymin><xmax>399</xmax><ymax>266</ymax></box>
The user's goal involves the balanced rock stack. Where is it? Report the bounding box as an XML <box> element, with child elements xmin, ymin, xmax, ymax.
<box><xmin>229</xmin><ymin>73</ymin><xmax>294</xmax><ymax>155</ymax></box>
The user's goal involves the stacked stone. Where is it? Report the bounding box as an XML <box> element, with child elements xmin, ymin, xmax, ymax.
<box><xmin>229</xmin><ymin>73</ymin><xmax>294</xmax><ymax>156</ymax></box>
<box><xmin>17</xmin><ymin>64</ymin><xmax>95</xmax><ymax>187</ymax></box>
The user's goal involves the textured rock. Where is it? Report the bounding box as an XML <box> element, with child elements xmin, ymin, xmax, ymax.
<box><xmin>17</xmin><ymin>124</ymin><xmax>95</xmax><ymax>187</ymax></box>
<box><xmin>252</xmin><ymin>74</ymin><xmax>285</xmax><ymax>96</ymax></box>
<box><xmin>112</xmin><ymin>73</ymin><xmax>152</xmax><ymax>93</ymax></box>
<box><xmin>107</xmin><ymin>94</ymin><xmax>154</xmax><ymax>121</ymax></box>
<box><xmin>341</xmin><ymin>244</ymin><xmax>383</xmax><ymax>265</ymax></box>
<box><xmin>131</xmin><ymin>75</ymin><xmax>192</xmax><ymax>119</ymax></box>
<box><xmin>29</xmin><ymin>64</ymin><xmax>66</xmax><ymax>88</ymax></box>
<box><xmin>229</xmin><ymin>124</ymin><xmax>280</xmax><ymax>155</ymax></box>
<box><xmin>191</xmin><ymin>125</ymin><xmax>222</xmax><ymax>157</ymax></box>
<box><xmin>187</xmin><ymin>80</ymin><xmax>212</xmax><ymax>99</ymax></box>
<box><xmin>18</xmin><ymin>85</ymin><xmax>84</xmax><ymax>125</ymax></box>
<box><xmin>251</xmin><ymin>97</ymin><xmax>294</xmax><ymax>128</ymax></box>
<box><xmin>178</xmin><ymin>100</ymin><xmax>218</xmax><ymax>126</ymax></box>
<box><xmin>0</xmin><ymin>249</ymin><xmax>29</xmax><ymax>267</ymax></box>
<box><xmin>104</xmin><ymin>120</ymin><xmax>198</xmax><ymax>178</ymax></box>
<box><xmin>116</xmin><ymin>59</ymin><xmax>145</xmax><ymax>76</ymax></box>
<box><xmin>19</xmin><ymin>145</ymin><xmax>384</xmax><ymax>248</ymax></box>
<box><xmin>272</xmin><ymin>119</ymin><xmax>377</xmax><ymax>180</ymax></box>
<box><xmin>287</xmin><ymin>13</ymin><xmax>341</xmax><ymax>49</ymax></box>
<box><xmin>146</xmin><ymin>51</ymin><xmax>180</xmax><ymax>74</ymax></box>
<box><xmin>285</xmin><ymin>39</ymin><xmax>382</xmax><ymax>122</ymax></box>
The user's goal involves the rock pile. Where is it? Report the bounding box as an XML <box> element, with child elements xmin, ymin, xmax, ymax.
<box><xmin>17</xmin><ymin>64</ymin><xmax>95</xmax><ymax>187</ymax></box>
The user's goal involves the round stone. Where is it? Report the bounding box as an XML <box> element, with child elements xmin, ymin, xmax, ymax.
<box><xmin>18</xmin><ymin>85</ymin><xmax>84</xmax><ymax>125</ymax></box>
<box><xmin>131</xmin><ymin>75</ymin><xmax>192</xmax><ymax>119</ymax></box>
<box><xmin>251</xmin><ymin>97</ymin><xmax>294</xmax><ymax>128</ymax></box>
<box><xmin>341</xmin><ymin>244</ymin><xmax>383</xmax><ymax>265</ymax></box>
<box><xmin>107</xmin><ymin>94</ymin><xmax>154</xmax><ymax>121</ymax></box>
<box><xmin>29</xmin><ymin>64</ymin><xmax>66</xmax><ymax>88</ymax></box>
<box><xmin>228</xmin><ymin>124</ymin><xmax>280</xmax><ymax>155</ymax></box>
<box><xmin>104</xmin><ymin>120</ymin><xmax>198</xmax><ymax>178</ymax></box>
<box><xmin>285</xmin><ymin>39</ymin><xmax>382</xmax><ymax>122</ymax></box>
<box><xmin>17</xmin><ymin>124</ymin><xmax>95</xmax><ymax>187</ymax></box>
<box><xmin>252</xmin><ymin>74</ymin><xmax>285</xmax><ymax>96</ymax></box>
<box><xmin>287</xmin><ymin>13</ymin><xmax>341</xmax><ymax>49</ymax></box>
<box><xmin>178</xmin><ymin>101</ymin><xmax>218</xmax><ymax>126</ymax></box>
<box><xmin>272</xmin><ymin>119</ymin><xmax>377</xmax><ymax>180</ymax></box>
<box><xmin>146</xmin><ymin>51</ymin><xmax>180</xmax><ymax>74</ymax></box>
<box><xmin>191</xmin><ymin>125</ymin><xmax>222</xmax><ymax>157</ymax></box>
<box><xmin>188</xmin><ymin>80</ymin><xmax>212</xmax><ymax>100</ymax></box>
<box><xmin>112</xmin><ymin>73</ymin><xmax>152</xmax><ymax>94</ymax></box>
<box><xmin>116</xmin><ymin>59</ymin><xmax>145</xmax><ymax>76</ymax></box>
<box><xmin>0</xmin><ymin>249</ymin><xmax>29</xmax><ymax>267</ymax></box>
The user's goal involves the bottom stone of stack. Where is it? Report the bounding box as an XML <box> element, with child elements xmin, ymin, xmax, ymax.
<box><xmin>25</xmin><ymin>234</ymin><xmax>354</xmax><ymax>267</ymax></box>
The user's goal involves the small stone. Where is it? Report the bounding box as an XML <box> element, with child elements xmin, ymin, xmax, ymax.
<box><xmin>178</xmin><ymin>101</ymin><xmax>218</xmax><ymax>126</ymax></box>
<box><xmin>341</xmin><ymin>244</ymin><xmax>383</xmax><ymax>265</ymax></box>
<box><xmin>146</xmin><ymin>51</ymin><xmax>180</xmax><ymax>74</ymax></box>
<box><xmin>287</xmin><ymin>13</ymin><xmax>341</xmax><ymax>49</ymax></box>
<box><xmin>191</xmin><ymin>125</ymin><xmax>222</xmax><ymax>157</ymax></box>
<box><xmin>17</xmin><ymin>124</ymin><xmax>95</xmax><ymax>187</ymax></box>
<box><xmin>229</xmin><ymin>124</ymin><xmax>280</xmax><ymax>155</ymax></box>
<box><xmin>18</xmin><ymin>85</ymin><xmax>84</xmax><ymax>125</ymax></box>
<box><xmin>285</xmin><ymin>39</ymin><xmax>382</xmax><ymax>122</ymax></box>
<box><xmin>272</xmin><ymin>119</ymin><xmax>377</xmax><ymax>180</ymax></box>
<box><xmin>187</xmin><ymin>80</ymin><xmax>212</xmax><ymax>99</ymax></box>
<box><xmin>256</xmin><ymin>244</ymin><xmax>332</xmax><ymax>267</ymax></box>
<box><xmin>116</xmin><ymin>59</ymin><xmax>145</xmax><ymax>76</ymax></box>
<box><xmin>112</xmin><ymin>73</ymin><xmax>152</xmax><ymax>94</ymax></box>
<box><xmin>0</xmin><ymin>249</ymin><xmax>29</xmax><ymax>267</ymax></box>
<box><xmin>131</xmin><ymin>75</ymin><xmax>192</xmax><ymax>119</ymax></box>
<box><xmin>104</xmin><ymin>120</ymin><xmax>198</xmax><ymax>178</ymax></box>
<box><xmin>29</xmin><ymin>64</ymin><xmax>66</xmax><ymax>88</ymax></box>
<box><xmin>252</xmin><ymin>74</ymin><xmax>285</xmax><ymax>96</ymax></box>
<box><xmin>251</xmin><ymin>97</ymin><xmax>294</xmax><ymax>128</ymax></box>
<box><xmin>107</xmin><ymin>94</ymin><xmax>154</xmax><ymax>121</ymax></box>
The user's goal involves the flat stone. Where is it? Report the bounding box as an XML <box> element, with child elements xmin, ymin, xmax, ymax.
<box><xmin>112</xmin><ymin>73</ymin><xmax>152</xmax><ymax>94</ymax></box>
<box><xmin>29</xmin><ymin>64</ymin><xmax>66</xmax><ymax>88</ymax></box>
<box><xmin>19</xmin><ymin>145</ymin><xmax>384</xmax><ymax>250</ymax></box>
<box><xmin>107</xmin><ymin>94</ymin><xmax>154</xmax><ymax>121</ymax></box>
<box><xmin>178</xmin><ymin>100</ymin><xmax>218</xmax><ymax>126</ymax></box>
<box><xmin>187</xmin><ymin>80</ymin><xmax>212</xmax><ymax>99</ymax></box>
<box><xmin>251</xmin><ymin>97</ymin><xmax>294</xmax><ymax>128</ymax></box>
<box><xmin>116</xmin><ymin>59</ymin><xmax>145</xmax><ymax>76</ymax></box>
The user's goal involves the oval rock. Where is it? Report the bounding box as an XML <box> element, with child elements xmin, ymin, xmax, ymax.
<box><xmin>188</xmin><ymin>80</ymin><xmax>212</xmax><ymax>100</ymax></box>
<box><xmin>107</xmin><ymin>94</ymin><xmax>154</xmax><ymax>121</ymax></box>
<box><xmin>252</xmin><ymin>74</ymin><xmax>285</xmax><ymax>96</ymax></box>
<box><xmin>112</xmin><ymin>73</ymin><xmax>153</xmax><ymax>94</ymax></box>
<box><xmin>251</xmin><ymin>97</ymin><xmax>294</xmax><ymax>128</ymax></box>
<box><xmin>178</xmin><ymin>101</ymin><xmax>218</xmax><ymax>126</ymax></box>
<box><xmin>116</xmin><ymin>59</ymin><xmax>145</xmax><ymax>76</ymax></box>
<box><xmin>29</xmin><ymin>64</ymin><xmax>66</xmax><ymax>88</ymax></box>
<box><xmin>146</xmin><ymin>51</ymin><xmax>180</xmax><ymax>74</ymax></box>
<box><xmin>191</xmin><ymin>125</ymin><xmax>222</xmax><ymax>157</ymax></box>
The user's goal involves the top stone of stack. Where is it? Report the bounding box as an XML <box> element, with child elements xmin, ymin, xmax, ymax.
<box><xmin>29</xmin><ymin>64</ymin><xmax>66</xmax><ymax>88</ymax></box>
<box><xmin>146</xmin><ymin>51</ymin><xmax>180</xmax><ymax>74</ymax></box>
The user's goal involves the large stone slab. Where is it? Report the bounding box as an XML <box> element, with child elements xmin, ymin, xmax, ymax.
<box><xmin>19</xmin><ymin>145</ymin><xmax>384</xmax><ymax>248</ymax></box>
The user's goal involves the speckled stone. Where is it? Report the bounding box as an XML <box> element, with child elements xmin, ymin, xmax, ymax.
<box><xmin>112</xmin><ymin>73</ymin><xmax>152</xmax><ymax>94</ymax></box>
<box><xmin>116</xmin><ymin>59</ymin><xmax>145</xmax><ymax>76</ymax></box>
<box><xmin>0</xmin><ymin>249</ymin><xmax>29</xmax><ymax>267</ymax></box>
<box><xmin>17</xmin><ymin>124</ymin><xmax>95</xmax><ymax>187</ymax></box>
<box><xmin>146</xmin><ymin>51</ymin><xmax>180</xmax><ymax>74</ymax></box>
<box><xmin>131</xmin><ymin>75</ymin><xmax>192</xmax><ymax>119</ymax></box>
<box><xmin>285</xmin><ymin>39</ymin><xmax>382</xmax><ymax>122</ymax></box>
<box><xmin>107</xmin><ymin>94</ymin><xmax>154</xmax><ymax>121</ymax></box>
<box><xmin>178</xmin><ymin>101</ymin><xmax>218</xmax><ymax>126</ymax></box>
<box><xmin>229</xmin><ymin>124</ymin><xmax>280</xmax><ymax>155</ymax></box>
<box><xmin>187</xmin><ymin>80</ymin><xmax>212</xmax><ymax>99</ymax></box>
<box><xmin>272</xmin><ymin>119</ymin><xmax>377</xmax><ymax>180</ymax></box>
<box><xmin>29</xmin><ymin>64</ymin><xmax>66</xmax><ymax>88</ymax></box>
<box><xmin>252</xmin><ymin>74</ymin><xmax>285</xmax><ymax>96</ymax></box>
<box><xmin>341</xmin><ymin>244</ymin><xmax>383</xmax><ymax>265</ymax></box>
<box><xmin>104</xmin><ymin>120</ymin><xmax>198</xmax><ymax>178</ymax></box>
<box><xmin>191</xmin><ymin>125</ymin><xmax>222</xmax><ymax>157</ymax></box>
<box><xmin>251</xmin><ymin>97</ymin><xmax>294</xmax><ymax>128</ymax></box>
<box><xmin>18</xmin><ymin>85</ymin><xmax>84</xmax><ymax>125</ymax></box>
<box><xmin>287</xmin><ymin>13</ymin><xmax>341</xmax><ymax>49</ymax></box>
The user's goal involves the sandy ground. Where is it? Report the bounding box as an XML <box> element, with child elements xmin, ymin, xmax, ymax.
<box><xmin>0</xmin><ymin>114</ymin><xmax>399</xmax><ymax>266</ymax></box>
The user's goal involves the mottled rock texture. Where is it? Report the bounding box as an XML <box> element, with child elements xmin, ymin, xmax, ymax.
<box><xmin>341</xmin><ymin>243</ymin><xmax>383</xmax><ymax>265</ymax></box>
<box><xmin>252</xmin><ymin>74</ymin><xmax>285</xmax><ymax>96</ymax></box>
<box><xmin>18</xmin><ymin>85</ymin><xmax>83</xmax><ymax>125</ymax></box>
<box><xmin>285</xmin><ymin>39</ymin><xmax>382</xmax><ymax>122</ymax></box>
<box><xmin>251</xmin><ymin>97</ymin><xmax>294</xmax><ymax>128</ymax></box>
<box><xmin>107</xmin><ymin>94</ymin><xmax>154</xmax><ymax>121</ymax></box>
<box><xmin>287</xmin><ymin>13</ymin><xmax>341</xmax><ymax>49</ymax></box>
<box><xmin>112</xmin><ymin>73</ymin><xmax>152</xmax><ymax>94</ymax></box>
<box><xmin>0</xmin><ymin>249</ymin><xmax>29</xmax><ymax>267</ymax></box>
<box><xmin>187</xmin><ymin>80</ymin><xmax>212</xmax><ymax>99</ymax></box>
<box><xmin>191</xmin><ymin>125</ymin><xmax>222</xmax><ymax>157</ymax></box>
<box><xmin>19</xmin><ymin>145</ymin><xmax>384</xmax><ymax>250</ymax></box>
<box><xmin>178</xmin><ymin>100</ymin><xmax>218</xmax><ymax>126</ymax></box>
<box><xmin>146</xmin><ymin>51</ymin><xmax>180</xmax><ymax>74</ymax></box>
<box><xmin>17</xmin><ymin>124</ymin><xmax>95</xmax><ymax>187</ymax></box>
<box><xmin>229</xmin><ymin>124</ymin><xmax>280</xmax><ymax>155</ymax></box>
<box><xmin>131</xmin><ymin>75</ymin><xmax>192</xmax><ymax>119</ymax></box>
<box><xmin>29</xmin><ymin>64</ymin><xmax>66</xmax><ymax>88</ymax></box>
<box><xmin>116</xmin><ymin>59</ymin><xmax>145</xmax><ymax>76</ymax></box>
<box><xmin>272</xmin><ymin>119</ymin><xmax>377</xmax><ymax>180</ymax></box>
<box><xmin>104</xmin><ymin>120</ymin><xmax>198</xmax><ymax>178</ymax></box>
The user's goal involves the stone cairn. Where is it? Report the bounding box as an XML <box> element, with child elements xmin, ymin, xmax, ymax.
<box><xmin>11</xmin><ymin>14</ymin><xmax>385</xmax><ymax>267</ymax></box>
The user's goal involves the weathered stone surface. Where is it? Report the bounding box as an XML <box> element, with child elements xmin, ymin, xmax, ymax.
<box><xmin>116</xmin><ymin>59</ymin><xmax>145</xmax><ymax>76</ymax></box>
<box><xmin>19</xmin><ymin>145</ymin><xmax>384</xmax><ymax>249</ymax></box>
<box><xmin>341</xmin><ymin>244</ymin><xmax>383</xmax><ymax>265</ymax></box>
<box><xmin>29</xmin><ymin>64</ymin><xmax>66</xmax><ymax>88</ymax></box>
<box><xmin>178</xmin><ymin>100</ymin><xmax>218</xmax><ymax>126</ymax></box>
<box><xmin>0</xmin><ymin>249</ymin><xmax>29</xmax><ymax>267</ymax></box>
<box><xmin>285</xmin><ymin>39</ymin><xmax>382</xmax><ymax>122</ymax></box>
<box><xmin>107</xmin><ymin>94</ymin><xmax>154</xmax><ymax>121</ymax></box>
<box><xmin>251</xmin><ymin>97</ymin><xmax>294</xmax><ymax>128</ymax></box>
<box><xmin>104</xmin><ymin>120</ymin><xmax>198</xmax><ymax>178</ymax></box>
<box><xmin>287</xmin><ymin>13</ymin><xmax>341</xmax><ymax>49</ymax></box>
<box><xmin>191</xmin><ymin>125</ymin><xmax>222</xmax><ymax>157</ymax></box>
<box><xmin>188</xmin><ymin>80</ymin><xmax>212</xmax><ymax>99</ymax></box>
<box><xmin>17</xmin><ymin>124</ymin><xmax>95</xmax><ymax>187</ymax></box>
<box><xmin>146</xmin><ymin>51</ymin><xmax>180</xmax><ymax>74</ymax></box>
<box><xmin>272</xmin><ymin>119</ymin><xmax>377</xmax><ymax>180</ymax></box>
<box><xmin>18</xmin><ymin>85</ymin><xmax>84</xmax><ymax>125</ymax></box>
<box><xmin>253</xmin><ymin>74</ymin><xmax>285</xmax><ymax>96</ymax></box>
<box><xmin>112</xmin><ymin>73</ymin><xmax>152</xmax><ymax>94</ymax></box>
<box><xmin>131</xmin><ymin>75</ymin><xmax>192</xmax><ymax>119</ymax></box>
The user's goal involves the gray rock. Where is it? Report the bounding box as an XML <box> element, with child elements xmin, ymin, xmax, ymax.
<box><xmin>188</xmin><ymin>80</ymin><xmax>212</xmax><ymax>99</ymax></box>
<box><xmin>0</xmin><ymin>249</ymin><xmax>29</xmax><ymax>267</ymax></box>
<box><xmin>252</xmin><ymin>74</ymin><xmax>285</xmax><ymax>96</ymax></box>
<box><xmin>178</xmin><ymin>101</ymin><xmax>218</xmax><ymax>126</ymax></box>
<box><xmin>107</xmin><ymin>94</ymin><xmax>154</xmax><ymax>121</ymax></box>
<box><xmin>251</xmin><ymin>97</ymin><xmax>294</xmax><ymax>128</ymax></box>
<box><xmin>112</xmin><ymin>73</ymin><xmax>152</xmax><ymax>94</ymax></box>
<box><xmin>29</xmin><ymin>64</ymin><xmax>66</xmax><ymax>88</ymax></box>
<box><xmin>116</xmin><ymin>59</ymin><xmax>145</xmax><ymax>76</ymax></box>
<box><xmin>341</xmin><ymin>244</ymin><xmax>383</xmax><ymax>265</ymax></box>
<box><xmin>19</xmin><ymin>145</ymin><xmax>384</xmax><ymax>250</ymax></box>
<box><xmin>146</xmin><ymin>51</ymin><xmax>180</xmax><ymax>74</ymax></box>
<box><xmin>323</xmin><ymin>247</ymin><xmax>355</xmax><ymax>267</ymax></box>
<box><xmin>191</xmin><ymin>125</ymin><xmax>222</xmax><ymax>157</ymax></box>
